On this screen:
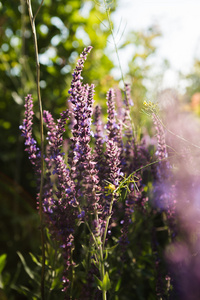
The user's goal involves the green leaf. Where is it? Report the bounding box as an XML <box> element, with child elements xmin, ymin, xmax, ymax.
<box><xmin>0</xmin><ymin>254</ymin><xmax>7</xmax><ymax>274</ymax></box>
<box><xmin>115</xmin><ymin>277</ymin><xmax>121</xmax><ymax>292</ymax></box>
<box><xmin>102</xmin><ymin>272</ymin><xmax>111</xmax><ymax>291</ymax></box>
<box><xmin>105</xmin><ymin>244</ymin><xmax>118</xmax><ymax>253</ymax></box>
<box><xmin>81</xmin><ymin>259</ymin><xmax>87</xmax><ymax>270</ymax></box>
<box><xmin>17</xmin><ymin>252</ymin><xmax>35</xmax><ymax>280</ymax></box>
<box><xmin>51</xmin><ymin>275</ymin><xmax>63</xmax><ymax>290</ymax></box>
<box><xmin>29</xmin><ymin>253</ymin><xmax>42</xmax><ymax>267</ymax></box>
<box><xmin>104</xmin><ymin>249</ymin><xmax>108</xmax><ymax>261</ymax></box>
<box><xmin>11</xmin><ymin>284</ymin><xmax>40</xmax><ymax>298</ymax></box>
<box><xmin>94</xmin><ymin>274</ymin><xmax>103</xmax><ymax>290</ymax></box>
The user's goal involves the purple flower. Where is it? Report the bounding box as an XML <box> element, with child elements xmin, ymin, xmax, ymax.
<box><xmin>125</xmin><ymin>83</ymin><xmax>133</xmax><ymax>107</ymax></box>
<box><xmin>152</xmin><ymin>113</ymin><xmax>167</xmax><ymax>161</ymax></box>
<box><xmin>93</xmin><ymin>105</ymin><xmax>105</xmax><ymax>182</ymax></box>
<box><xmin>106</xmin><ymin>88</ymin><xmax>118</xmax><ymax>140</ymax></box>
<box><xmin>68</xmin><ymin>48</ymin><xmax>101</xmax><ymax>220</ymax></box>
<box><xmin>20</xmin><ymin>95</ymin><xmax>40</xmax><ymax>168</ymax></box>
<box><xmin>78</xmin><ymin>210</ymin><xmax>85</xmax><ymax>219</ymax></box>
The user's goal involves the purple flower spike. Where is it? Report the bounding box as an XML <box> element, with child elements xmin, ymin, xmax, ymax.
<box><xmin>152</xmin><ymin>112</ymin><xmax>176</xmax><ymax>238</ymax></box>
<box><xmin>106</xmin><ymin>88</ymin><xmax>117</xmax><ymax>140</ymax></box>
<box><xmin>93</xmin><ymin>105</ymin><xmax>105</xmax><ymax>182</ymax></box>
<box><xmin>125</xmin><ymin>83</ymin><xmax>133</xmax><ymax>107</ymax></box>
<box><xmin>19</xmin><ymin>94</ymin><xmax>41</xmax><ymax>172</ymax></box>
<box><xmin>104</xmin><ymin>89</ymin><xmax>122</xmax><ymax>188</ymax></box>
<box><xmin>152</xmin><ymin>113</ymin><xmax>167</xmax><ymax>161</ymax></box>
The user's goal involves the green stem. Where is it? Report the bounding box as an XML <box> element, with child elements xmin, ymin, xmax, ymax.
<box><xmin>103</xmin><ymin>0</ymin><xmax>126</xmax><ymax>91</ymax></box>
<box><xmin>102</xmin><ymin>290</ymin><xmax>107</xmax><ymax>300</ymax></box>
<box><xmin>26</xmin><ymin>1</ymin><xmax>45</xmax><ymax>299</ymax></box>
<box><xmin>70</xmin><ymin>247</ymin><xmax>75</xmax><ymax>300</ymax></box>
<box><xmin>113</xmin><ymin>154</ymin><xmax>179</xmax><ymax>195</ymax></box>
<box><xmin>103</xmin><ymin>194</ymin><xmax>114</xmax><ymax>248</ymax></box>
<box><xmin>100</xmin><ymin>196</ymin><xmax>116</xmax><ymax>300</ymax></box>
<box><xmin>77</xmin><ymin>203</ymin><xmax>107</xmax><ymax>299</ymax></box>
<box><xmin>99</xmin><ymin>242</ymin><xmax>106</xmax><ymax>300</ymax></box>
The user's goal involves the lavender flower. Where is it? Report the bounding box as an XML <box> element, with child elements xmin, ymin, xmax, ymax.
<box><xmin>19</xmin><ymin>94</ymin><xmax>42</xmax><ymax>208</ymax></box>
<box><xmin>43</xmin><ymin>109</ymin><xmax>79</xmax><ymax>291</ymax></box>
<box><xmin>93</xmin><ymin>105</ymin><xmax>104</xmax><ymax>179</ymax></box>
<box><xmin>124</xmin><ymin>83</ymin><xmax>133</xmax><ymax>107</ymax></box>
<box><xmin>68</xmin><ymin>46</ymin><xmax>93</xmax><ymax>168</ymax></box>
<box><xmin>152</xmin><ymin>113</ymin><xmax>167</xmax><ymax>161</ymax></box>
<box><xmin>151</xmin><ymin>113</ymin><xmax>174</xmax><ymax>211</ymax></box>
<box><xmin>19</xmin><ymin>94</ymin><xmax>41</xmax><ymax>170</ymax></box>
<box><xmin>101</xmin><ymin>89</ymin><xmax>122</xmax><ymax>236</ymax></box>
<box><xmin>106</xmin><ymin>88</ymin><xmax>119</xmax><ymax>141</ymax></box>
<box><xmin>115</xmin><ymin>87</ymin><xmax>124</xmax><ymax>120</ymax></box>
<box><xmin>67</xmin><ymin>47</ymin><xmax>103</xmax><ymax>240</ymax></box>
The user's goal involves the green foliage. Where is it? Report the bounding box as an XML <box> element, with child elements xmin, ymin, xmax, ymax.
<box><xmin>94</xmin><ymin>271</ymin><xmax>111</xmax><ymax>292</ymax></box>
<box><xmin>120</xmin><ymin>26</ymin><xmax>161</xmax><ymax>129</ymax></box>
<box><xmin>0</xmin><ymin>254</ymin><xmax>7</xmax><ymax>276</ymax></box>
<box><xmin>185</xmin><ymin>59</ymin><xmax>200</xmax><ymax>97</ymax></box>
<box><xmin>0</xmin><ymin>253</ymin><xmax>7</xmax><ymax>296</ymax></box>
<box><xmin>1</xmin><ymin>238</ymin><xmax>65</xmax><ymax>300</ymax></box>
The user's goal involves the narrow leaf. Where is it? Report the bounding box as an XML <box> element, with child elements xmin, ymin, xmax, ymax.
<box><xmin>94</xmin><ymin>274</ymin><xmax>103</xmax><ymax>290</ymax></box>
<box><xmin>115</xmin><ymin>277</ymin><xmax>121</xmax><ymax>292</ymax></box>
<box><xmin>0</xmin><ymin>254</ymin><xmax>7</xmax><ymax>274</ymax></box>
<box><xmin>17</xmin><ymin>252</ymin><xmax>35</xmax><ymax>280</ymax></box>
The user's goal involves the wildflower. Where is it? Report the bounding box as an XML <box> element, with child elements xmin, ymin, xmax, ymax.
<box><xmin>152</xmin><ymin>113</ymin><xmax>167</xmax><ymax>161</ymax></box>
<box><xmin>19</xmin><ymin>94</ymin><xmax>41</xmax><ymax>169</ymax></box>
<box><xmin>106</xmin><ymin>88</ymin><xmax>119</xmax><ymax>141</ymax></box>
<box><xmin>93</xmin><ymin>105</ymin><xmax>105</xmax><ymax>182</ymax></box>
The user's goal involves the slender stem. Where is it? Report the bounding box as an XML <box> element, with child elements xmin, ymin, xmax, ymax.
<box><xmin>33</xmin><ymin>0</ymin><xmax>44</xmax><ymax>22</ymax></box>
<box><xmin>102</xmin><ymin>194</ymin><xmax>114</xmax><ymax>249</ymax></box>
<box><xmin>98</xmin><ymin>240</ymin><xmax>106</xmax><ymax>300</ymax></box>
<box><xmin>100</xmin><ymin>196</ymin><xmax>116</xmax><ymax>300</ymax></box>
<box><xmin>113</xmin><ymin>154</ymin><xmax>179</xmax><ymax>195</ymax></box>
<box><xmin>157</xmin><ymin>114</ymin><xmax>200</xmax><ymax>150</ymax></box>
<box><xmin>77</xmin><ymin>203</ymin><xmax>106</xmax><ymax>299</ymax></box>
<box><xmin>26</xmin><ymin>1</ymin><xmax>45</xmax><ymax>299</ymax></box>
<box><xmin>102</xmin><ymin>290</ymin><xmax>107</xmax><ymax>300</ymax></box>
<box><xmin>103</xmin><ymin>0</ymin><xmax>126</xmax><ymax>91</ymax></box>
<box><xmin>70</xmin><ymin>247</ymin><xmax>75</xmax><ymax>300</ymax></box>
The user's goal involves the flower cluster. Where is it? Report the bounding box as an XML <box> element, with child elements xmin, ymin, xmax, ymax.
<box><xmin>20</xmin><ymin>47</ymin><xmax>180</xmax><ymax>298</ymax></box>
<box><xmin>19</xmin><ymin>94</ymin><xmax>40</xmax><ymax>169</ymax></box>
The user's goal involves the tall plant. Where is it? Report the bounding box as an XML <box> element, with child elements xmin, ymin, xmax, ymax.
<box><xmin>17</xmin><ymin>0</ymin><xmax>200</xmax><ymax>300</ymax></box>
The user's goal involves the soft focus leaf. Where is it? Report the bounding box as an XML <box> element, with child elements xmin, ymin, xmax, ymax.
<box><xmin>17</xmin><ymin>252</ymin><xmax>35</xmax><ymax>280</ymax></box>
<box><xmin>0</xmin><ymin>254</ymin><xmax>7</xmax><ymax>274</ymax></box>
<box><xmin>102</xmin><ymin>271</ymin><xmax>111</xmax><ymax>291</ymax></box>
<box><xmin>94</xmin><ymin>274</ymin><xmax>103</xmax><ymax>290</ymax></box>
<box><xmin>29</xmin><ymin>253</ymin><xmax>42</xmax><ymax>267</ymax></box>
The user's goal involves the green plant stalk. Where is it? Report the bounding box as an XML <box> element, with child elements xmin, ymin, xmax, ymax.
<box><xmin>103</xmin><ymin>194</ymin><xmax>114</xmax><ymax>248</ymax></box>
<box><xmin>77</xmin><ymin>201</ymin><xmax>107</xmax><ymax>299</ymax></box>
<box><xmin>103</xmin><ymin>0</ymin><xmax>126</xmax><ymax>99</ymax></box>
<box><xmin>70</xmin><ymin>247</ymin><xmax>75</xmax><ymax>300</ymax></box>
<box><xmin>100</xmin><ymin>195</ymin><xmax>117</xmax><ymax>300</ymax></box>
<box><xmin>99</xmin><ymin>244</ymin><xmax>106</xmax><ymax>300</ymax></box>
<box><xmin>102</xmin><ymin>290</ymin><xmax>107</xmax><ymax>300</ymax></box>
<box><xmin>26</xmin><ymin>1</ymin><xmax>45</xmax><ymax>299</ymax></box>
<box><xmin>95</xmin><ymin>210</ymin><xmax>106</xmax><ymax>300</ymax></box>
<box><xmin>91</xmin><ymin>190</ymin><xmax>107</xmax><ymax>300</ymax></box>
